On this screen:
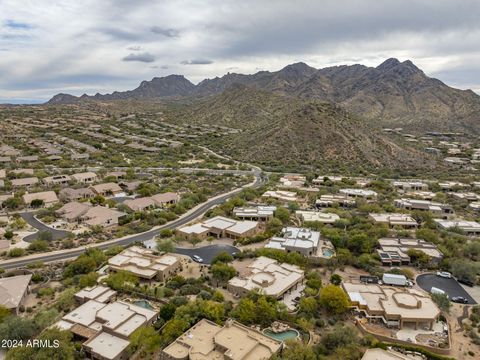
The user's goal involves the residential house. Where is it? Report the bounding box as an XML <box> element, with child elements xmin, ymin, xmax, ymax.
<box><xmin>177</xmin><ymin>216</ymin><xmax>259</xmax><ymax>240</ymax></box>
<box><xmin>392</xmin><ymin>181</ymin><xmax>428</xmax><ymax>191</ymax></box>
<box><xmin>105</xmin><ymin>171</ymin><xmax>126</xmax><ymax>180</ymax></box>
<box><xmin>71</xmin><ymin>172</ymin><xmax>97</xmax><ymax>184</ymax></box>
<box><xmin>150</xmin><ymin>192</ymin><xmax>180</xmax><ymax>207</ymax></box>
<box><xmin>161</xmin><ymin>318</ymin><xmax>282</xmax><ymax>360</ymax></box>
<box><xmin>123</xmin><ymin>197</ymin><xmax>156</xmax><ymax>212</ymax></box>
<box><xmin>261</xmin><ymin>190</ymin><xmax>298</xmax><ymax>202</ymax></box>
<box><xmin>11</xmin><ymin>177</ymin><xmax>39</xmax><ymax>188</ymax></box>
<box><xmin>80</xmin><ymin>206</ymin><xmax>126</xmax><ymax>227</ymax></box>
<box><xmin>265</xmin><ymin>227</ymin><xmax>335</xmax><ymax>258</ymax></box>
<box><xmin>438</xmin><ymin>181</ymin><xmax>468</xmax><ymax>191</ymax></box>
<box><xmin>228</xmin><ymin>256</ymin><xmax>304</xmax><ymax>299</ymax></box>
<box><xmin>361</xmin><ymin>348</ymin><xmax>425</xmax><ymax>360</ymax></box>
<box><xmin>119</xmin><ymin>181</ymin><xmax>142</xmax><ymax>192</ymax></box>
<box><xmin>451</xmin><ymin>192</ymin><xmax>480</xmax><ymax>201</ymax></box>
<box><xmin>342</xmin><ymin>282</ymin><xmax>440</xmax><ymax>330</ymax></box>
<box><xmin>59</xmin><ymin>187</ymin><xmax>95</xmax><ymax>202</ymax></box>
<box><xmin>90</xmin><ymin>183</ymin><xmax>123</xmax><ymax>197</ymax></box>
<box><xmin>55</xmin><ymin>300</ymin><xmax>157</xmax><ymax>360</ymax></box>
<box><xmin>108</xmin><ymin>246</ymin><xmax>182</xmax><ymax>281</ymax></box>
<box><xmin>295</xmin><ymin>210</ymin><xmax>340</xmax><ymax>224</ymax></box>
<box><xmin>233</xmin><ymin>206</ymin><xmax>277</xmax><ymax>222</ymax></box>
<box><xmin>312</xmin><ymin>175</ymin><xmax>344</xmax><ymax>185</ymax></box>
<box><xmin>369</xmin><ymin>213</ymin><xmax>418</xmax><ymax>229</ymax></box>
<box><xmin>405</xmin><ymin>191</ymin><xmax>436</xmax><ymax>200</ymax></box>
<box><xmin>315</xmin><ymin>194</ymin><xmax>356</xmax><ymax>208</ymax></box>
<box><xmin>23</xmin><ymin>191</ymin><xmax>59</xmax><ymax>207</ymax></box>
<box><xmin>376</xmin><ymin>237</ymin><xmax>443</xmax><ymax>266</ymax></box>
<box><xmin>0</xmin><ymin>274</ymin><xmax>32</xmax><ymax>315</ymax></box>
<box><xmin>74</xmin><ymin>285</ymin><xmax>117</xmax><ymax>304</ymax></box>
<box><xmin>434</xmin><ymin>219</ymin><xmax>480</xmax><ymax>236</ymax></box>
<box><xmin>56</xmin><ymin>201</ymin><xmax>92</xmax><ymax>222</ymax></box>
<box><xmin>394</xmin><ymin>198</ymin><xmax>453</xmax><ymax>218</ymax></box>
<box><xmin>43</xmin><ymin>174</ymin><xmax>71</xmax><ymax>186</ymax></box>
<box><xmin>339</xmin><ymin>188</ymin><xmax>378</xmax><ymax>200</ymax></box>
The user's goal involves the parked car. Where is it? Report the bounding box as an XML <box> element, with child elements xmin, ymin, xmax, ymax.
<box><xmin>451</xmin><ymin>296</ymin><xmax>469</xmax><ymax>304</ymax></box>
<box><xmin>431</xmin><ymin>287</ymin><xmax>447</xmax><ymax>297</ymax></box>
<box><xmin>436</xmin><ymin>271</ymin><xmax>452</xmax><ymax>278</ymax></box>
<box><xmin>192</xmin><ymin>255</ymin><xmax>204</xmax><ymax>263</ymax></box>
<box><xmin>458</xmin><ymin>278</ymin><xmax>475</xmax><ymax>287</ymax></box>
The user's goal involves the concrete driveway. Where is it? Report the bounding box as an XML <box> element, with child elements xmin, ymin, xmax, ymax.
<box><xmin>174</xmin><ymin>244</ymin><xmax>240</xmax><ymax>265</ymax></box>
<box><xmin>417</xmin><ymin>273</ymin><xmax>477</xmax><ymax>304</ymax></box>
<box><xmin>20</xmin><ymin>212</ymin><xmax>71</xmax><ymax>242</ymax></box>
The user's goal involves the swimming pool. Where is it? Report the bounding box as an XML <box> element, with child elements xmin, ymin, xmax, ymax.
<box><xmin>322</xmin><ymin>248</ymin><xmax>335</xmax><ymax>258</ymax></box>
<box><xmin>263</xmin><ymin>329</ymin><xmax>299</xmax><ymax>341</ymax></box>
<box><xmin>134</xmin><ymin>300</ymin><xmax>154</xmax><ymax>310</ymax></box>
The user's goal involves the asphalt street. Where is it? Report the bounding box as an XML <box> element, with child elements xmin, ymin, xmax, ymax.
<box><xmin>0</xmin><ymin>170</ymin><xmax>263</xmax><ymax>269</ymax></box>
<box><xmin>20</xmin><ymin>212</ymin><xmax>71</xmax><ymax>242</ymax></box>
<box><xmin>416</xmin><ymin>273</ymin><xmax>477</xmax><ymax>304</ymax></box>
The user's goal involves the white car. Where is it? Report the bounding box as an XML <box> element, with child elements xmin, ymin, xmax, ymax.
<box><xmin>436</xmin><ymin>271</ymin><xmax>452</xmax><ymax>278</ymax></box>
<box><xmin>192</xmin><ymin>255</ymin><xmax>204</xmax><ymax>263</ymax></box>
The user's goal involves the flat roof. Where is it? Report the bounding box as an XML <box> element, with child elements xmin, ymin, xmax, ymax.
<box><xmin>435</xmin><ymin>219</ymin><xmax>480</xmax><ymax>231</ymax></box>
<box><xmin>108</xmin><ymin>246</ymin><xmax>181</xmax><ymax>278</ymax></box>
<box><xmin>296</xmin><ymin>210</ymin><xmax>340</xmax><ymax>223</ymax></box>
<box><xmin>75</xmin><ymin>285</ymin><xmax>116</xmax><ymax>303</ymax></box>
<box><xmin>340</xmin><ymin>188</ymin><xmax>377</xmax><ymax>197</ymax></box>
<box><xmin>162</xmin><ymin>319</ymin><xmax>282</xmax><ymax>360</ymax></box>
<box><xmin>228</xmin><ymin>256</ymin><xmax>304</xmax><ymax>297</ymax></box>
<box><xmin>361</xmin><ymin>348</ymin><xmax>419</xmax><ymax>360</ymax></box>
<box><xmin>63</xmin><ymin>299</ymin><xmax>106</xmax><ymax>327</ymax></box>
<box><xmin>266</xmin><ymin>227</ymin><xmax>321</xmax><ymax>250</ymax></box>
<box><xmin>343</xmin><ymin>282</ymin><xmax>440</xmax><ymax>321</ymax></box>
<box><xmin>179</xmin><ymin>216</ymin><xmax>258</xmax><ymax>236</ymax></box>
<box><xmin>84</xmin><ymin>332</ymin><xmax>129</xmax><ymax>360</ymax></box>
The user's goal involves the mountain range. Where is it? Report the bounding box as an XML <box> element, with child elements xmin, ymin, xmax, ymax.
<box><xmin>48</xmin><ymin>58</ymin><xmax>480</xmax><ymax>133</ymax></box>
<box><xmin>162</xmin><ymin>84</ymin><xmax>440</xmax><ymax>173</ymax></box>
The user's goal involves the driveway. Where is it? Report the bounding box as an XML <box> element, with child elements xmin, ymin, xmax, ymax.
<box><xmin>20</xmin><ymin>212</ymin><xmax>71</xmax><ymax>242</ymax></box>
<box><xmin>174</xmin><ymin>244</ymin><xmax>240</xmax><ymax>265</ymax></box>
<box><xmin>416</xmin><ymin>273</ymin><xmax>477</xmax><ymax>304</ymax></box>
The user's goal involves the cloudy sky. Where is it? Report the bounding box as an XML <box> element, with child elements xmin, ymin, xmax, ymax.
<box><xmin>1</xmin><ymin>0</ymin><xmax>479</xmax><ymax>103</ymax></box>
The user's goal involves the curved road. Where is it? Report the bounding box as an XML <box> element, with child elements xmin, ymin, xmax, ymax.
<box><xmin>20</xmin><ymin>212</ymin><xmax>72</xmax><ymax>242</ymax></box>
<box><xmin>0</xmin><ymin>170</ymin><xmax>263</xmax><ymax>269</ymax></box>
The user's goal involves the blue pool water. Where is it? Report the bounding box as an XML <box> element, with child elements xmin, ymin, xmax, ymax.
<box><xmin>323</xmin><ymin>248</ymin><xmax>335</xmax><ymax>257</ymax></box>
<box><xmin>263</xmin><ymin>329</ymin><xmax>299</xmax><ymax>341</ymax></box>
<box><xmin>134</xmin><ymin>300</ymin><xmax>154</xmax><ymax>310</ymax></box>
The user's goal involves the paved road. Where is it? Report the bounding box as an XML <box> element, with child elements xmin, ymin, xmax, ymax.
<box><xmin>175</xmin><ymin>244</ymin><xmax>240</xmax><ymax>264</ymax></box>
<box><xmin>1</xmin><ymin>170</ymin><xmax>263</xmax><ymax>269</ymax></box>
<box><xmin>20</xmin><ymin>212</ymin><xmax>71</xmax><ymax>242</ymax></box>
<box><xmin>416</xmin><ymin>273</ymin><xmax>477</xmax><ymax>304</ymax></box>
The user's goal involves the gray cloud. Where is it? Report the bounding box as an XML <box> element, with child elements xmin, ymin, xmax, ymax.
<box><xmin>1</xmin><ymin>0</ymin><xmax>480</xmax><ymax>101</ymax></box>
<box><xmin>151</xmin><ymin>26</ymin><xmax>179</xmax><ymax>37</ymax></box>
<box><xmin>96</xmin><ymin>27</ymin><xmax>142</xmax><ymax>41</ymax></box>
<box><xmin>122</xmin><ymin>52</ymin><xmax>156</xmax><ymax>63</ymax></box>
<box><xmin>180</xmin><ymin>59</ymin><xmax>214</xmax><ymax>65</ymax></box>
